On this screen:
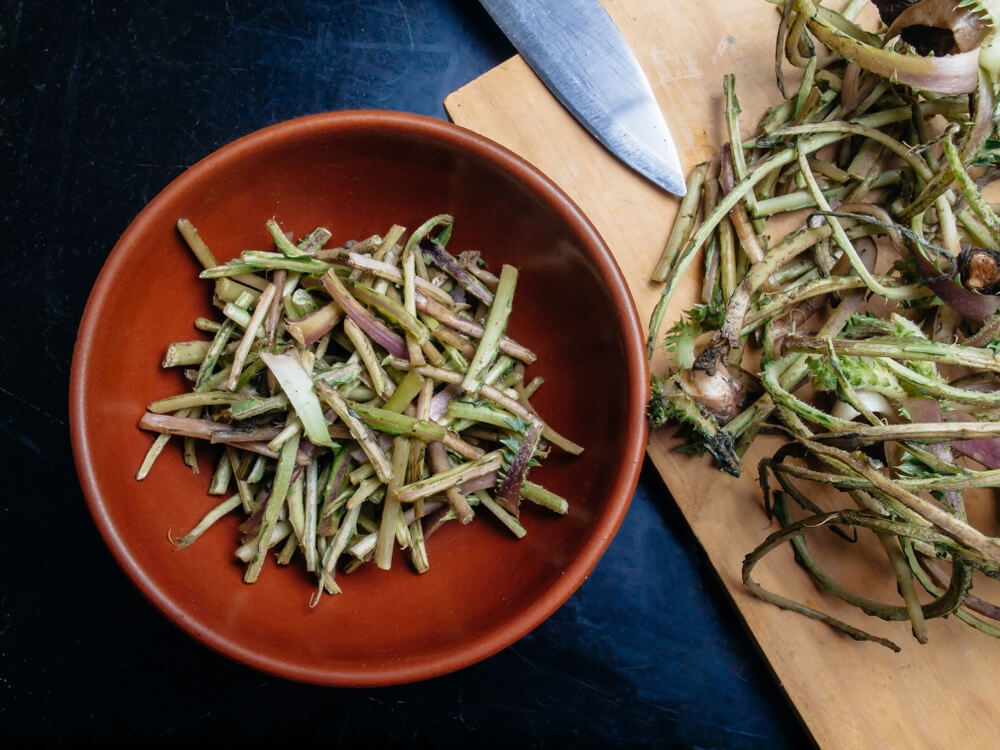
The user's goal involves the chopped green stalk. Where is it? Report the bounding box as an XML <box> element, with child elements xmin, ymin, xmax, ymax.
<box><xmin>315</xmin><ymin>381</ymin><xmax>394</xmax><ymax>483</ymax></box>
<box><xmin>275</xmin><ymin>532</ymin><xmax>298</xmax><ymax>565</ymax></box>
<box><xmin>348</xmin><ymin>401</ymin><xmax>482</xmax><ymax>460</ymax></box>
<box><xmin>236</xmin><ymin>520</ymin><xmax>291</xmax><ymax>563</ymax></box>
<box><xmin>521</xmin><ymin>480</ymin><xmax>569</xmax><ymax>515</ymax></box>
<box><xmin>146</xmin><ymin>391</ymin><xmax>242</xmax><ymax>413</ymax></box>
<box><xmin>297</xmin><ymin>226</ymin><xmax>332</xmax><ymax>255</ymax></box>
<box><xmin>266</xmin><ymin>218</ymin><xmax>307</xmax><ymax>257</ymax></box>
<box><xmin>245</xmin><ymin>454</ymin><xmax>267</xmax><ymax>485</ymax></box>
<box><xmin>314</xmin><ymin>360</ymin><xmax>363</xmax><ymax>388</ymax></box>
<box><xmin>375</xmin><ymin>436</ymin><xmax>411</xmax><ymax>570</ymax></box>
<box><xmin>214</xmin><ymin>277</ymin><xmax>262</xmax><ymax>305</ymax></box>
<box><xmin>229</xmin><ymin>393</ymin><xmax>290</xmax><ymax>419</ymax></box>
<box><xmin>409</xmin><ymin>517</ymin><xmax>430</xmax><ymax>574</ymax></box>
<box><xmin>230</xmin><ymin>272</ymin><xmax>271</xmax><ymax>291</ymax></box>
<box><xmin>312</xmin><ymin>502</ymin><xmax>361</xmax><ymax>605</ymax></box>
<box><xmin>285</xmin><ymin>288</ymin><xmax>317</xmax><ymax>320</ymax></box>
<box><xmin>881</xmin><ymin>358</ymin><xmax>1000</xmax><ymax>405</ymax></box>
<box><xmin>652</xmin><ymin>161</ymin><xmax>710</xmax><ymax>279</ymax></box>
<box><xmin>162</xmin><ymin>340</ymin><xmax>211</xmax><ymax>368</ymax></box>
<box><xmin>195</xmin><ymin>319</ymin><xmax>236</xmax><ymax>390</ymax></box>
<box><xmin>381</xmin><ymin>370</ymin><xmax>424</xmax><ymax>413</ymax></box>
<box><xmin>724</xmin><ymin>74</ymin><xmax>761</xmax><ymax>226</ymax></box>
<box><xmin>475</xmin><ymin>490</ymin><xmax>527</xmax><ymax>539</ymax></box>
<box><xmin>446</xmin><ymin>400</ymin><xmax>521</xmax><ymax>430</ymax></box>
<box><xmin>235</xmin><ymin>477</ymin><xmax>255</xmax><ymax>514</ymax></box>
<box><xmin>416</xmin><ymin>294</ymin><xmax>536</xmax><ymax>364</ymax></box>
<box><xmin>138</xmin><ymin>412</ymin><xmax>280</xmax><ymax>461</ymax></box>
<box><xmin>176</xmin><ymin>218</ymin><xmax>218</xmax><ymax>270</ymax></box>
<box><xmin>303</xmin><ymin>459</ymin><xmax>319</xmax><ymax>572</ymax></box>
<box><xmin>943</xmin><ymin>136</ymin><xmax>1000</xmax><ymax>247</ymax></box>
<box><xmin>349</xmin><ymin>462</ymin><xmax>375</xmax><ymax>484</ymax></box>
<box><xmin>286</xmin><ymin>476</ymin><xmax>307</xmax><ymax>556</ymax></box>
<box><xmin>401</xmin><ymin>235</ymin><xmax>419</xmax><ymax>323</ymax></box>
<box><xmin>183</xmin><ymin>418</ymin><xmax>201</xmax><ymax>474</ymax></box>
<box><xmin>208</xmin><ymin>449</ymin><xmax>233</xmax><ymax>495</ymax></box>
<box><xmin>226</xmin><ymin>284</ymin><xmax>275</xmax><ymax>391</ymax></box>
<box><xmin>462</xmin><ymin>264</ymin><xmax>517</xmax><ymax>394</ymax></box>
<box><xmin>410</xmin><ymin>378</ymin><xmax>434</xmax><ymax>519</ymax></box>
<box><xmin>194</xmin><ymin>317</ymin><xmax>222</xmax><ymax>333</ymax></box>
<box><xmin>170</xmin><ymin>493</ymin><xmax>242</xmax><ymax>549</ymax></box>
<box><xmin>240</xmin><ymin>250</ymin><xmax>330</xmax><ymax>274</ymax></box>
<box><xmin>199</xmin><ymin>260</ymin><xmax>257</xmax><ymax>279</ymax></box>
<box><xmin>347</xmin><ymin>477</ymin><xmax>383</xmax><ymax>510</ymax></box>
<box><xmin>349</xmin><ymin>501</ymin><xmax>445</xmax><ymax>561</ymax></box>
<box><xmin>244</xmin><ymin>431</ymin><xmax>300</xmax><ymax>583</ymax></box>
<box><xmin>484</xmin><ymin>355</ymin><xmax>516</xmax><ymax>387</ymax></box>
<box><xmin>135</xmin><ymin>432</ymin><xmax>173</xmax><ymax>481</ymax></box>
<box><xmin>222</xmin><ymin>301</ymin><xmax>255</xmax><ymax>331</ymax></box>
<box><xmin>396</xmin><ymin>450</ymin><xmax>504</xmax><ymax>504</ymax></box>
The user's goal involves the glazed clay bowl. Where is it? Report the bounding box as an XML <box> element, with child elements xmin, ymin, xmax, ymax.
<box><xmin>70</xmin><ymin>110</ymin><xmax>648</xmax><ymax>686</ymax></box>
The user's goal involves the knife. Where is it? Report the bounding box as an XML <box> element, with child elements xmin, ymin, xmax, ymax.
<box><xmin>479</xmin><ymin>0</ymin><xmax>686</xmax><ymax>196</ymax></box>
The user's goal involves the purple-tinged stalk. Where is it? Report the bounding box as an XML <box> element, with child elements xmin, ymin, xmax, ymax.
<box><xmin>494</xmin><ymin>420</ymin><xmax>543</xmax><ymax>517</ymax></box>
<box><xmin>419</xmin><ymin>239</ymin><xmax>495</xmax><ymax>307</ymax></box>
<box><xmin>285</xmin><ymin>301</ymin><xmax>340</xmax><ymax>348</ymax></box>
<box><xmin>415</xmin><ymin>292</ymin><xmax>536</xmax><ymax>364</ymax></box>
<box><xmin>321</xmin><ymin>269</ymin><xmax>408</xmax><ymax>360</ymax></box>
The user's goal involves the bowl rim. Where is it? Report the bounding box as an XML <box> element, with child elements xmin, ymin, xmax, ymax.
<box><xmin>69</xmin><ymin>109</ymin><xmax>650</xmax><ymax>686</ymax></box>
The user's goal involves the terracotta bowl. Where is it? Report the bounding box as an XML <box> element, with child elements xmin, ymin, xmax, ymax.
<box><xmin>70</xmin><ymin>110</ymin><xmax>648</xmax><ymax>686</ymax></box>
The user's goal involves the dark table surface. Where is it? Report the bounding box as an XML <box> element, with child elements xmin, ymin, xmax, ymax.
<box><xmin>2</xmin><ymin>1</ymin><xmax>812</xmax><ymax>746</ymax></box>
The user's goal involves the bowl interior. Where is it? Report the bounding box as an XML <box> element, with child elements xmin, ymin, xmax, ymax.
<box><xmin>70</xmin><ymin>111</ymin><xmax>647</xmax><ymax>685</ymax></box>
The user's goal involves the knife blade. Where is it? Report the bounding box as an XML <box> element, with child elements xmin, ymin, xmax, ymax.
<box><xmin>479</xmin><ymin>0</ymin><xmax>686</xmax><ymax>196</ymax></box>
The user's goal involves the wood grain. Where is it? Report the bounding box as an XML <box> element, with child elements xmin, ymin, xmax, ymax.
<box><xmin>445</xmin><ymin>1</ymin><xmax>1000</xmax><ymax>747</ymax></box>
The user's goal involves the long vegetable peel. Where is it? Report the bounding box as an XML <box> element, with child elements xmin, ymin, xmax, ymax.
<box><xmin>648</xmin><ymin>0</ymin><xmax>1000</xmax><ymax>648</ymax></box>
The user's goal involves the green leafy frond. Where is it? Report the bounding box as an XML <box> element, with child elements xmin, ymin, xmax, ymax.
<box><xmin>660</xmin><ymin>303</ymin><xmax>726</xmax><ymax>370</ymax></box>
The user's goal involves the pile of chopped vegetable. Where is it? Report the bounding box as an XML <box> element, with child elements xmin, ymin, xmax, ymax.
<box><xmin>136</xmin><ymin>214</ymin><xmax>580</xmax><ymax>606</ymax></box>
<box><xmin>648</xmin><ymin>0</ymin><xmax>1000</xmax><ymax>649</ymax></box>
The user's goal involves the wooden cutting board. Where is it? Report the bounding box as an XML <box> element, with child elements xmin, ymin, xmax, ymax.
<box><xmin>446</xmin><ymin>1</ymin><xmax>1000</xmax><ymax>747</ymax></box>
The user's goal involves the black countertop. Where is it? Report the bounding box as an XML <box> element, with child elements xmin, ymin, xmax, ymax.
<box><xmin>2</xmin><ymin>1</ymin><xmax>810</xmax><ymax>745</ymax></box>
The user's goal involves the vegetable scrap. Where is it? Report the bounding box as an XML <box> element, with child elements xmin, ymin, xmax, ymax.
<box><xmin>648</xmin><ymin>0</ymin><xmax>1000</xmax><ymax>649</ymax></box>
<box><xmin>137</xmin><ymin>214</ymin><xmax>579</xmax><ymax>606</ymax></box>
